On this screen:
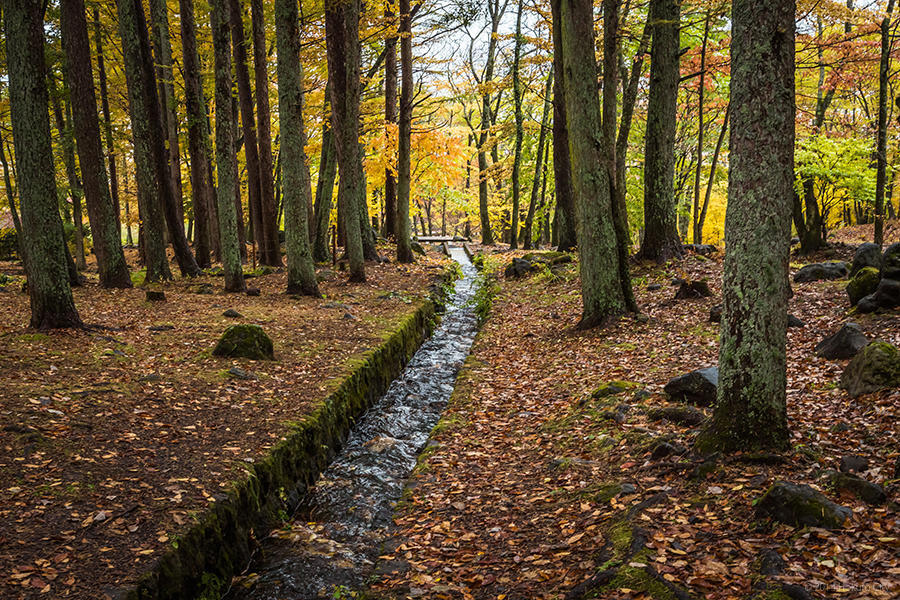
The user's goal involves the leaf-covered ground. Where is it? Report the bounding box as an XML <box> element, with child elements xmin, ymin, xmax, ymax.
<box><xmin>0</xmin><ymin>247</ymin><xmax>450</xmax><ymax>599</ymax></box>
<box><xmin>371</xmin><ymin>237</ymin><xmax>899</xmax><ymax>600</ymax></box>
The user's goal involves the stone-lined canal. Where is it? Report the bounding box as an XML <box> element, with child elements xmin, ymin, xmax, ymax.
<box><xmin>228</xmin><ymin>246</ymin><xmax>480</xmax><ymax>599</ymax></box>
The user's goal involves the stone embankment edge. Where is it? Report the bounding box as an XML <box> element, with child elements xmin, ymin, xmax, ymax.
<box><xmin>127</xmin><ymin>267</ymin><xmax>458</xmax><ymax>600</ymax></box>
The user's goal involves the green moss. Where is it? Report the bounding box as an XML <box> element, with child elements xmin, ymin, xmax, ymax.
<box><xmin>846</xmin><ymin>266</ymin><xmax>880</xmax><ymax>306</ymax></box>
<box><xmin>212</xmin><ymin>325</ymin><xmax>275</xmax><ymax>360</ymax></box>
<box><xmin>591</xmin><ymin>380</ymin><xmax>640</xmax><ymax>399</ymax></box>
<box><xmin>130</xmin><ymin>269</ymin><xmax>147</xmax><ymax>286</ymax></box>
<box><xmin>16</xmin><ymin>333</ymin><xmax>50</xmax><ymax>343</ymax></box>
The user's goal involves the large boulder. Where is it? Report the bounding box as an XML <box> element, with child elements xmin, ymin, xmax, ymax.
<box><xmin>873</xmin><ymin>277</ymin><xmax>900</xmax><ymax>308</ymax></box>
<box><xmin>756</xmin><ymin>481</ymin><xmax>851</xmax><ymax>529</ymax></box>
<box><xmin>882</xmin><ymin>242</ymin><xmax>900</xmax><ymax>279</ymax></box>
<box><xmin>846</xmin><ymin>267</ymin><xmax>881</xmax><ymax>306</ymax></box>
<box><xmin>850</xmin><ymin>242</ymin><xmax>883</xmax><ymax>277</ymax></box>
<box><xmin>839</xmin><ymin>341</ymin><xmax>900</xmax><ymax>397</ymax></box>
<box><xmin>793</xmin><ymin>262</ymin><xmax>849</xmax><ymax>283</ymax></box>
<box><xmin>826</xmin><ymin>471</ymin><xmax>887</xmax><ymax>505</ymax></box>
<box><xmin>663</xmin><ymin>367</ymin><xmax>718</xmax><ymax>406</ymax></box>
<box><xmin>814</xmin><ymin>323</ymin><xmax>868</xmax><ymax>360</ymax></box>
<box><xmin>212</xmin><ymin>324</ymin><xmax>275</xmax><ymax>360</ymax></box>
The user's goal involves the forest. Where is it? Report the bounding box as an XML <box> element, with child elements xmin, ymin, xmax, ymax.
<box><xmin>0</xmin><ymin>0</ymin><xmax>898</xmax><ymax>598</ymax></box>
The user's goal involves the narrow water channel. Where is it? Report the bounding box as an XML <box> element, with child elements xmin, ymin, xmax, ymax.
<box><xmin>228</xmin><ymin>245</ymin><xmax>480</xmax><ymax>599</ymax></box>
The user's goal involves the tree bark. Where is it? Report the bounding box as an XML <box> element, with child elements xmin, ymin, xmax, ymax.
<box><xmin>396</xmin><ymin>0</ymin><xmax>414</xmax><ymax>263</ymax></box>
<box><xmin>523</xmin><ymin>68</ymin><xmax>553</xmax><ymax>250</ymax></box>
<box><xmin>178</xmin><ymin>0</ymin><xmax>216</xmax><ymax>268</ymax></box>
<box><xmin>313</xmin><ymin>82</ymin><xmax>337</xmax><ymax>263</ymax></box>
<box><xmin>556</xmin><ymin>0</ymin><xmax>631</xmax><ymax>328</ymax></box>
<box><xmin>383</xmin><ymin>3</ymin><xmax>398</xmax><ymax>239</ymax></box>
<box><xmin>148</xmin><ymin>0</ymin><xmax>184</xmax><ymax>226</ymax></box>
<box><xmin>93</xmin><ymin>8</ymin><xmax>121</xmax><ymax>240</ymax></box>
<box><xmin>639</xmin><ymin>0</ymin><xmax>682</xmax><ymax>263</ymax></box>
<box><xmin>4</xmin><ymin>0</ymin><xmax>82</xmax><ymax>328</ymax></box>
<box><xmin>211</xmin><ymin>0</ymin><xmax>245</xmax><ymax>292</ymax></box>
<box><xmin>325</xmin><ymin>0</ymin><xmax>365</xmax><ymax>281</ymax></box>
<box><xmin>691</xmin><ymin>9</ymin><xmax>710</xmax><ymax>244</ymax></box>
<box><xmin>550</xmin><ymin>0</ymin><xmax>576</xmax><ymax>252</ymax></box>
<box><xmin>698</xmin><ymin>0</ymin><xmax>795</xmax><ymax>453</ymax></box>
<box><xmin>509</xmin><ymin>0</ymin><xmax>525</xmax><ymax>250</ymax></box>
<box><xmin>251</xmin><ymin>0</ymin><xmax>281</xmax><ymax>264</ymax></box>
<box><xmin>696</xmin><ymin>102</ymin><xmax>730</xmax><ymax>241</ymax></box>
<box><xmin>60</xmin><ymin>0</ymin><xmax>131</xmax><ymax>288</ymax></box>
<box><xmin>50</xmin><ymin>84</ymin><xmax>86</xmax><ymax>271</ymax></box>
<box><xmin>875</xmin><ymin>0</ymin><xmax>895</xmax><ymax>246</ymax></box>
<box><xmin>275</xmin><ymin>0</ymin><xmax>319</xmax><ymax>295</ymax></box>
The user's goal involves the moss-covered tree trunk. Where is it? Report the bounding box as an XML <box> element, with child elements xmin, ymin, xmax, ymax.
<box><xmin>251</xmin><ymin>0</ymin><xmax>281</xmax><ymax>265</ymax></box>
<box><xmin>313</xmin><ymin>85</ymin><xmax>337</xmax><ymax>263</ymax></box>
<box><xmin>556</xmin><ymin>0</ymin><xmax>629</xmax><ymax>328</ymax></box>
<box><xmin>93</xmin><ymin>9</ymin><xmax>122</xmax><ymax>241</ymax></box>
<box><xmin>148</xmin><ymin>0</ymin><xmax>184</xmax><ymax>227</ymax></box>
<box><xmin>325</xmin><ymin>0</ymin><xmax>365</xmax><ymax>282</ymax></box>
<box><xmin>396</xmin><ymin>0</ymin><xmax>414</xmax><ymax>263</ymax></box>
<box><xmin>639</xmin><ymin>0</ymin><xmax>682</xmax><ymax>263</ymax></box>
<box><xmin>177</xmin><ymin>0</ymin><xmax>215</xmax><ymax>268</ymax></box>
<box><xmin>5</xmin><ymin>0</ymin><xmax>82</xmax><ymax>329</ymax></box>
<box><xmin>549</xmin><ymin>0</ymin><xmax>576</xmax><ymax>252</ymax></box>
<box><xmin>60</xmin><ymin>0</ymin><xmax>131</xmax><ymax>288</ymax></box>
<box><xmin>874</xmin><ymin>0</ymin><xmax>895</xmax><ymax>246</ymax></box>
<box><xmin>211</xmin><ymin>0</ymin><xmax>245</xmax><ymax>292</ymax></box>
<box><xmin>523</xmin><ymin>68</ymin><xmax>553</xmax><ymax>250</ymax></box>
<box><xmin>383</xmin><ymin>4</ymin><xmax>398</xmax><ymax>240</ymax></box>
<box><xmin>50</xmin><ymin>85</ymin><xmax>86</xmax><ymax>272</ymax></box>
<box><xmin>698</xmin><ymin>0</ymin><xmax>795</xmax><ymax>453</ymax></box>
<box><xmin>275</xmin><ymin>0</ymin><xmax>319</xmax><ymax>296</ymax></box>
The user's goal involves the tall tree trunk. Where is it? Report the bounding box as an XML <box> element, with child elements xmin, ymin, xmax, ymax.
<box><xmin>211</xmin><ymin>0</ymin><xmax>245</xmax><ymax>292</ymax></box>
<box><xmin>556</xmin><ymin>0</ymin><xmax>631</xmax><ymax>328</ymax></box>
<box><xmin>313</xmin><ymin>84</ymin><xmax>337</xmax><ymax>263</ymax></box>
<box><xmin>93</xmin><ymin>8</ymin><xmax>121</xmax><ymax>239</ymax></box>
<box><xmin>178</xmin><ymin>0</ymin><xmax>216</xmax><ymax>268</ymax></box>
<box><xmin>550</xmin><ymin>0</ymin><xmax>576</xmax><ymax>252</ymax></box>
<box><xmin>50</xmin><ymin>84</ymin><xmax>86</xmax><ymax>271</ymax></box>
<box><xmin>229</xmin><ymin>0</ymin><xmax>269</xmax><ymax>264</ymax></box>
<box><xmin>396</xmin><ymin>0</ymin><xmax>414</xmax><ymax>263</ymax></box>
<box><xmin>251</xmin><ymin>0</ymin><xmax>281</xmax><ymax>265</ymax></box>
<box><xmin>875</xmin><ymin>0</ymin><xmax>895</xmax><ymax>246</ymax></box>
<box><xmin>615</xmin><ymin>20</ymin><xmax>650</xmax><ymax>226</ymax></box>
<box><xmin>60</xmin><ymin>0</ymin><xmax>131</xmax><ymax>288</ymax></box>
<box><xmin>691</xmin><ymin>9</ymin><xmax>710</xmax><ymax>244</ymax></box>
<box><xmin>383</xmin><ymin>3</ymin><xmax>398</xmax><ymax>239</ymax></box>
<box><xmin>116</xmin><ymin>0</ymin><xmax>195</xmax><ymax>280</ymax></box>
<box><xmin>523</xmin><ymin>68</ymin><xmax>553</xmax><ymax>250</ymax></box>
<box><xmin>149</xmin><ymin>0</ymin><xmax>184</xmax><ymax>226</ymax></box>
<box><xmin>4</xmin><ymin>0</ymin><xmax>82</xmax><ymax>328</ymax></box>
<box><xmin>639</xmin><ymin>0</ymin><xmax>682</xmax><ymax>262</ymax></box>
<box><xmin>509</xmin><ymin>0</ymin><xmax>525</xmax><ymax>250</ymax></box>
<box><xmin>275</xmin><ymin>0</ymin><xmax>319</xmax><ymax>295</ymax></box>
<box><xmin>325</xmin><ymin>0</ymin><xmax>365</xmax><ymax>281</ymax></box>
<box><xmin>698</xmin><ymin>0</ymin><xmax>795</xmax><ymax>453</ymax></box>
<box><xmin>697</xmin><ymin>102</ymin><xmax>730</xmax><ymax>241</ymax></box>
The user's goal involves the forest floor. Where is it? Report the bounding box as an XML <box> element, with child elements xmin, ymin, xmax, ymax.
<box><xmin>370</xmin><ymin>229</ymin><xmax>900</xmax><ymax>600</ymax></box>
<box><xmin>0</xmin><ymin>245</ymin><xmax>451</xmax><ymax>599</ymax></box>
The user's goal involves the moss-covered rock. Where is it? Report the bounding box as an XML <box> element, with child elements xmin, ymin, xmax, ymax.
<box><xmin>756</xmin><ymin>481</ymin><xmax>851</xmax><ymax>529</ymax></box>
<box><xmin>646</xmin><ymin>405</ymin><xmax>706</xmax><ymax>427</ymax></box>
<box><xmin>839</xmin><ymin>340</ymin><xmax>900</xmax><ymax>397</ymax></box>
<box><xmin>591</xmin><ymin>380</ymin><xmax>640</xmax><ymax>399</ymax></box>
<box><xmin>212</xmin><ymin>324</ymin><xmax>275</xmax><ymax>360</ymax></box>
<box><xmin>827</xmin><ymin>470</ymin><xmax>887</xmax><ymax>505</ymax></box>
<box><xmin>846</xmin><ymin>267</ymin><xmax>881</xmax><ymax>306</ymax></box>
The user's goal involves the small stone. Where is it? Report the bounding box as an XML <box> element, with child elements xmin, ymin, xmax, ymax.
<box><xmin>227</xmin><ymin>366</ymin><xmax>257</xmax><ymax>381</ymax></box>
<box><xmin>756</xmin><ymin>481</ymin><xmax>851</xmax><ymax>529</ymax></box>
<box><xmin>839</xmin><ymin>341</ymin><xmax>900</xmax><ymax>398</ymax></box>
<box><xmin>846</xmin><ymin>266</ymin><xmax>881</xmax><ymax>306</ymax></box>
<box><xmin>674</xmin><ymin>279</ymin><xmax>713</xmax><ymax>299</ymax></box>
<box><xmin>343</xmin><ymin>312</ymin><xmax>357</xmax><ymax>320</ymax></box>
<box><xmin>139</xmin><ymin>373</ymin><xmax>163</xmax><ymax>383</ymax></box>
<box><xmin>410</xmin><ymin>241</ymin><xmax>426</xmax><ymax>255</ymax></box>
<box><xmin>647</xmin><ymin>283</ymin><xmax>662</xmax><ymax>291</ymax></box>
<box><xmin>646</xmin><ymin>405</ymin><xmax>706</xmax><ymax>427</ymax></box>
<box><xmin>787</xmin><ymin>314</ymin><xmax>805</xmax><ymax>328</ymax></box>
<box><xmin>148</xmin><ymin>324</ymin><xmax>174</xmax><ymax>332</ymax></box>
<box><xmin>850</xmin><ymin>242</ymin><xmax>883</xmax><ymax>277</ymax></box>
<box><xmin>651</xmin><ymin>442</ymin><xmax>686</xmax><ymax>459</ymax></box>
<box><xmin>828</xmin><ymin>470</ymin><xmax>887</xmax><ymax>505</ymax></box>
<box><xmin>815</xmin><ymin>323</ymin><xmax>869</xmax><ymax>360</ymax></box>
<box><xmin>245</xmin><ymin>287</ymin><xmax>261</xmax><ymax>297</ymax></box>
<box><xmin>755</xmin><ymin>548</ymin><xmax>786</xmax><ymax>575</ymax></box>
<box><xmin>663</xmin><ymin>367</ymin><xmax>718</xmax><ymax>406</ymax></box>
<box><xmin>839</xmin><ymin>454</ymin><xmax>869</xmax><ymax>474</ymax></box>
<box><xmin>223</xmin><ymin>309</ymin><xmax>243</xmax><ymax>318</ymax></box>
<box><xmin>212</xmin><ymin>324</ymin><xmax>274</xmax><ymax>360</ymax></box>
<box><xmin>145</xmin><ymin>290</ymin><xmax>166</xmax><ymax>302</ymax></box>
<box><xmin>793</xmin><ymin>262</ymin><xmax>849</xmax><ymax>283</ymax></box>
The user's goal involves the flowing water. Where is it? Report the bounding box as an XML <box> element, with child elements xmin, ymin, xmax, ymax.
<box><xmin>228</xmin><ymin>246</ymin><xmax>480</xmax><ymax>599</ymax></box>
